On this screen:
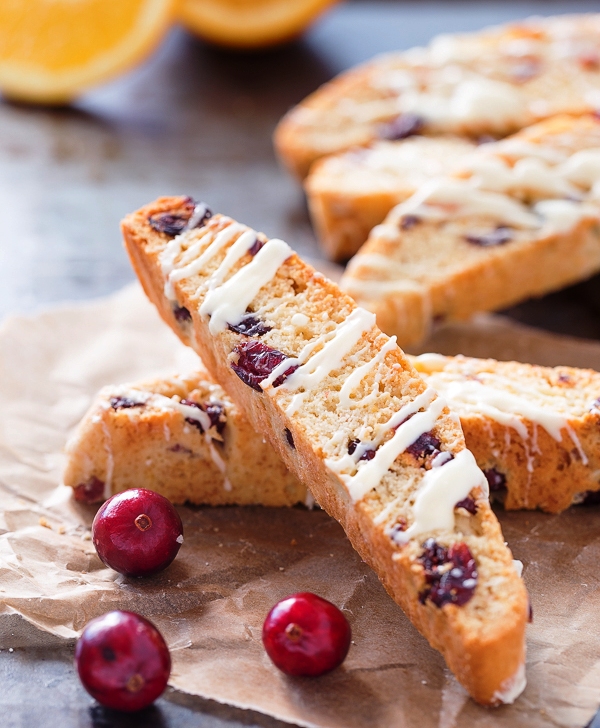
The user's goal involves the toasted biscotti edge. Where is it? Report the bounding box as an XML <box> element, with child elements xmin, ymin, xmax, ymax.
<box><xmin>64</xmin><ymin>368</ymin><xmax>307</xmax><ymax>507</ymax></box>
<box><xmin>121</xmin><ymin>197</ymin><xmax>528</xmax><ymax>705</ymax></box>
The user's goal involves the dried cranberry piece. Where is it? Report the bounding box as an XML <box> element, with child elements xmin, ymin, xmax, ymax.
<box><xmin>231</xmin><ymin>341</ymin><xmax>297</xmax><ymax>392</ymax></box>
<box><xmin>74</xmin><ymin>476</ymin><xmax>105</xmax><ymax>504</ymax></box>
<box><xmin>511</xmin><ymin>58</ymin><xmax>541</xmax><ymax>82</ymax></box>
<box><xmin>148</xmin><ymin>199</ymin><xmax>212</xmax><ymax>237</ymax></box>
<box><xmin>405</xmin><ymin>432</ymin><xmax>442</xmax><ymax>465</ymax></box>
<box><xmin>400</xmin><ymin>214</ymin><xmax>421</xmax><ymax>230</ymax></box>
<box><xmin>455</xmin><ymin>497</ymin><xmax>477</xmax><ymax>515</ymax></box>
<box><xmin>484</xmin><ymin>468</ymin><xmax>507</xmax><ymax>492</ymax></box>
<box><xmin>380</xmin><ymin>113</ymin><xmax>424</xmax><ymax>140</ymax></box>
<box><xmin>181</xmin><ymin>399</ymin><xmax>226</xmax><ymax>436</ymax></box>
<box><xmin>248</xmin><ymin>238</ymin><xmax>265</xmax><ymax>256</ymax></box>
<box><xmin>528</xmin><ymin>602</ymin><xmax>534</xmax><ymax>623</ymax></box>
<box><xmin>418</xmin><ymin>539</ymin><xmax>478</xmax><ymax>608</ymax></box>
<box><xmin>285</xmin><ymin>428</ymin><xmax>295</xmax><ymax>449</ymax></box>
<box><xmin>590</xmin><ymin>398</ymin><xmax>600</xmax><ymax>411</ymax></box>
<box><xmin>110</xmin><ymin>397</ymin><xmax>144</xmax><ymax>411</ymax></box>
<box><xmin>228</xmin><ymin>315</ymin><xmax>271</xmax><ymax>337</ymax></box>
<box><xmin>173</xmin><ymin>304</ymin><xmax>191</xmax><ymax>323</ymax></box>
<box><xmin>579</xmin><ymin>53</ymin><xmax>600</xmax><ymax>71</ymax></box>
<box><xmin>347</xmin><ymin>439</ymin><xmax>376</xmax><ymax>461</ymax></box>
<box><xmin>465</xmin><ymin>226</ymin><xmax>513</xmax><ymax>248</ymax></box>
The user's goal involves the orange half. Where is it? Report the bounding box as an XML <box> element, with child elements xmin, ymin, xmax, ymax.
<box><xmin>0</xmin><ymin>0</ymin><xmax>176</xmax><ymax>104</ymax></box>
<box><xmin>179</xmin><ymin>0</ymin><xmax>341</xmax><ymax>49</ymax></box>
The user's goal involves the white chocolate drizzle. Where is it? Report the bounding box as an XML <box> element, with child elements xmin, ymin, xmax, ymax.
<box><xmin>200</xmin><ymin>238</ymin><xmax>293</xmax><ymax>333</ymax></box>
<box><xmin>492</xmin><ymin>662</ymin><xmax>527</xmax><ymax>705</ymax></box>
<box><xmin>391</xmin><ymin>448</ymin><xmax>487</xmax><ymax>544</ymax></box>
<box><xmin>274</xmin><ymin>309</ymin><xmax>376</xmax><ymax>416</ymax></box>
<box><xmin>325</xmin><ymin>387</ymin><xmax>445</xmax><ymax>502</ymax></box>
<box><xmin>338</xmin><ymin>336</ymin><xmax>398</xmax><ymax>408</ymax></box>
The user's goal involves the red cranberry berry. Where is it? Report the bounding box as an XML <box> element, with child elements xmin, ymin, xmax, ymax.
<box><xmin>465</xmin><ymin>226</ymin><xmax>513</xmax><ymax>248</ymax></box>
<box><xmin>380</xmin><ymin>113</ymin><xmax>424</xmax><ymax>140</ymax></box>
<box><xmin>262</xmin><ymin>593</ymin><xmax>351</xmax><ymax>677</ymax></box>
<box><xmin>418</xmin><ymin>539</ymin><xmax>478</xmax><ymax>608</ymax></box>
<box><xmin>92</xmin><ymin>489</ymin><xmax>183</xmax><ymax>577</ymax></box>
<box><xmin>75</xmin><ymin>611</ymin><xmax>171</xmax><ymax>712</ymax></box>
<box><xmin>228</xmin><ymin>315</ymin><xmax>271</xmax><ymax>337</ymax></box>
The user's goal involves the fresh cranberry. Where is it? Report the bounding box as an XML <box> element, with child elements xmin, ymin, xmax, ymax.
<box><xmin>92</xmin><ymin>489</ymin><xmax>183</xmax><ymax>577</ymax></box>
<box><xmin>418</xmin><ymin>539</ymin><xmax>478</xmax><ymax>608</ymax></box>
<box><xmin>228</xmin><ymin>315</ymin><xmax>271</xmax><ymax>337</ymax></box>
<box><xmin>110</xmin><ymin>397</ymin><xmax>144</xmax><ymax>411</ymax></box>
<box><xmin>262</xmin><ymin>593</ymin><xmax>351</xmax><ymax>677</ymax></box>
<box><xmin>231</xmin><ymin>341</ymin><xmax>298</xmax><ymax>391</ymax></box>
<box><xmin>465</xmin><ymin>226</ymin><xmax>513</xmax><ymax>247</ymax></box>
<box><xmin>74</xmin><ymin>476</ymin><xmax>105</xmax><ymax>504</ymax></box>
<box><xmin>75</xmin><ymin>611</ymin><xmax>171</xmax><ymax>712</ymax></box>
<box><xmin>180</xmin><ymin>399</ymin><xmax>226</xmax><ymax>436</ymax></box>
<box><xmin>455</xmin><ymin>497</ymin><xmax>477</xmax><ymax>514</ymax></box>
<box><xmin>380</xmin><ymin>113</ymin><xmax>424</xmax><ymax>140</ymax></box>
<box><xmin>484</xmin><ymin>468</ymin><xmax>507</xmax><ymax>492</ymax></box>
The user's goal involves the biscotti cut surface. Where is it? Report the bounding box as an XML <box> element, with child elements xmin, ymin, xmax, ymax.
<box><xmin>275</xmin><ymin>14</ymin><xmax>600</xmax><ymax>178</ymax></box>
<box><xmin>121</xmin><ymin>196</ymin><xmax>528</xmax><ymax>706</ymax></box>
<box><xmin>341</xmin><ymin>114</ymin><xmax>600</xmax><ymax>348</ymax></box>
<box><xmin>411</xmin><ymin>353</ymin><xmax>600</xmax><ymax>513</ymax></box>
<box><xmin>305</xmin><ymin>136</ymin><xmax>474</xmax><ymax>261</ymax></box>
<box><xmin>63</xmin><ymin>368</ymin><xmax>306</xmax><ymax>507</ymax></box>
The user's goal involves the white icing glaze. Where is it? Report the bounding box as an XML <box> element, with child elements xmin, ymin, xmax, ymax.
<box><xmin>492</xmin><ymin>662</ymin><xmax>527</xmax><ymax>704</ymax></box>
<box><xmin>327</xmin><ymin>388</ymin><xmax>445</xmax><ymax>502</ymax></box>
<box><xmin>277</xmin><ymin>309</ymin><xmax>376</xmax><ymax>416</ymax></box>
<box><xmin>512</xmin><ymin>559</ymin><xmax>523</xmax><ymax>577</ymax></box>
<box><xmin>392</xmin><ymin>449</ymin><xmax>487</xmax><ymax>544</ymax></box>
<box><xmin>200</xmin><ymin>238</ymin><xmax>293</xmax><ymax>333</ymax></box>
<box><xmin>291</xmin><ymin>313</ymin><xmax>309</xmax><ymax>327</ymax></box>
<box><xmin>394</xmin><ymin>178</ymin><xmax>540</xmax><ymax>229</ymax></box>
<box><xmin>338</xmin><ymin>336</ymin><xmax>398</xmax><ymax>408</ymax></box>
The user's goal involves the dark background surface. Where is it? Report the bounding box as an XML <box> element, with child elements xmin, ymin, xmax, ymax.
<box><xmin>1</xmin><ymin>2</ymin><xmax>600</xmax><ymax>726</ymax></box>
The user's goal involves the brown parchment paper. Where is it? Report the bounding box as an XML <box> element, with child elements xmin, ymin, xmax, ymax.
<box><xmin>0</xmin><ymin>283</ymin><xmax>599</xmax><ymax>728</ymax></box>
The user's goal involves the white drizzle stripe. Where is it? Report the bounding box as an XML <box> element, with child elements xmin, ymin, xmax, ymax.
<box><xmin>392</xmin><ymin>449</ymin><xmax>487</xmax><ymax>544</ymax></box>
<box><xmin>207</xmin><ymin>229</ymin><xmax>258</xmax><ymax>289</ymax></box>
<box><xmin>328</xmin><ymin>391</ymin><xmax>445</xmax><ymax>503</ymax></box>
<box><xmin>200</xmin><ymin>238</ymin><xmax>293</xmax><ymax>334</ymax></box>
<box><xmin>281</xmin><ymin>309</ymin><xmax>376</xmax><ymax>415</ymax></box>
<box><xmin>422</xmin><ymin>375</ymin><xmax>589</xmax><ymax>463</ymax></box>
<box><xmin>338</xmin><ymin>336</ymin><xmax>398</xmax><ymax>408</ymax></box>
<box><xmin>168</xmin><ymin>223</ymin><xmax>244</xmax><ymax>290</ymax></box>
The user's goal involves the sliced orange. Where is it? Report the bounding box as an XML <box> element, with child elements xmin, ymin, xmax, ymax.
<box><xmin>0</xmin><ymin>0</ymin><xmax>176</xmax><ymax>104</ymax></box>
<box><xmin>179</xmin><ymin>0</ymin><xmax>341</xmax><ymax>49</ymax></box>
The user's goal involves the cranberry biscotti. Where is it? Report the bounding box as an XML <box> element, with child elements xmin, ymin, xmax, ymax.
<box><xmin>305</xmin><ymin>136</ymin><xmax>474</xmax><ymax>261</ymax></box>
<box><xmin>341</xmin><ymin>114</ymin><xmax>600</xmax><ymax>348</ymax></box>
<box><xmin>275</xmin><ymin>14</ymin><xmax>600</xmax><ymax>179</ymax></box>
<box><xmin>63</xmin><ymin>368</ymin><xmax>306</xmax><ymax>507</ymax></box>
<box><xmin>66</xmin><ymin>354</ymin><xmax>600</xmax><ymax>514</ymax></box>
<box><xmin>121</xmin><ymin>196</ymin><xmax>528</xmax><ymax>706</ymax></box>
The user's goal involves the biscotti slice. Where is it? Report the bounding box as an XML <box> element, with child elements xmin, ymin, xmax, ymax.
<box><xmin>306</xmin><ymin>136</ymin><xmax>475</xmax><ymax>261</ymax></box>
<box><xmin>411</xmin><ymin>353</ymin><xmax>600</xmax><ymax>513</ymax></box>
<box><xmin>341</xmin><ymin>114</ymin><xmax>600</xmax><ymax>348</ymax></box>
<box><xmin>63</xmin><ymin>368</ymin><xmax>306</xmax><ymax>507</ymax></box>
<box><xmin>121</xmin><ymin>196</ymin><xmax>528</xmax><ymax>706</ymax></box>
<box><xmin>275</xmin><ymin>14</ymin><xmax>600</xmax><ymax>178</ymax></box>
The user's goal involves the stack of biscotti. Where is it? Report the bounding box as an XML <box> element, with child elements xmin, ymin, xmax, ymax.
<box><xmin>340</xmin><ymin>114</ymin><xmax>600</xmax><ymax>347</ymax></box>
<box><xmin>63</xmin><ymin>368</ymin><xmax>306</xmax><ymax>507</ymax></box>
<box><xmin>120</xmin><ymin>195</ymin><xmax>528</xmax><ymax>706</ymax></box>
<box><xmin>275</xmin><ymin>14</ymin><xmax>600</xmax><ymax>180</ymax></box>
<box><xmin>65</xmin><ymin>352</ymin><xmax>600</xmax><ymax>515</ymax></box>
<box><xmin>305</xmin><ymin>136</ymin><xmax>475</xmax><ymax>261</ymax></box>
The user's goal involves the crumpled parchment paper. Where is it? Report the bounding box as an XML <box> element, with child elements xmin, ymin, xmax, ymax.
<box><xmin>0</xmin><ymin>283</ymin><xmax>599</xmax><ymax>728</ymax></box>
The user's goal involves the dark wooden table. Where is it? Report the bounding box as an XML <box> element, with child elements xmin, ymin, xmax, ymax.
<box><xmin>2</xmin><ymin>2</ymin><xmax>600</xmax><ymax>726</ymax></box>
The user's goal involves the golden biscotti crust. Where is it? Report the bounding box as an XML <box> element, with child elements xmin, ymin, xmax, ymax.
<box><xmin>412</xmin><ymin>354</ymin><xmax>600</xmax><ymax>513</ymax></box>
<box><xmin>275</xmin><ymin>14</ymin><xmax>600</xmax><ymax>179</ymax></box>
<box><xmin>63</xmin><ymin>369</ymin><xmax>306</xmax><ymax>507</ymax></box>
<box><xmin>121</xmin><ymin>197</ymin><xmax>528</xmax><ymax>705</ymax></box>
<box><xmin>341</xmin><ymin>114</ymin><xmax>600</xmax><ymax>348</ymax></box>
